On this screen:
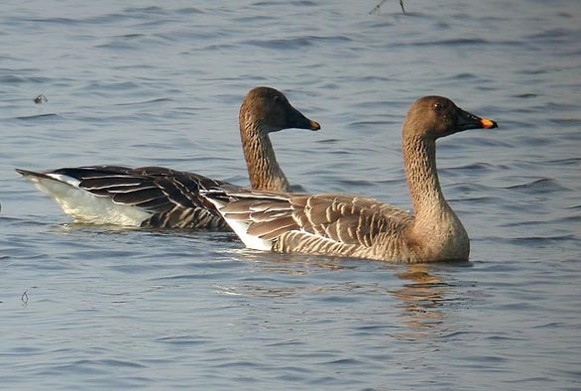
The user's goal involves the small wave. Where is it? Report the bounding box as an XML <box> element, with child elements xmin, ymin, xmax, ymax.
<box><xmin>123</xmin><ymin>6</ymin><xmax>166</xmax><ymax>14</ymax></box>
<box><xmin>156</xmin><ymin>335</ymin><xmax>211</xmax><ymax>346</ymax></box>
<box><xmin>544</xmin><ymin>157</ymin><xmax>581</xmax><ymax>167</ymax></box>
<box><xmin>202</xmin><ymin>43</ymin><xmax>237</xmax><ymax>51</ymax></box>
<box><xmin>528</xmin><ymin>27</ymin><xmax>575</xmax><ymax>42</ymax></box>
<box><xmin>336</xmin><ymin>178</ymin><xmax>377</xmax><ymax>188</ymax></box>
<box><xmin>23</xmin><ymin>17</ymin><xmax>79</xmax><ymax>25</ymax></box>
<box><xmin>50</xmin><ymin>358</ymin><xmax>146</xmax><ymax>371</ymax></box>
<box><xmin>348</xmin><ymin>120</ymin><xmax>392</xmax><ymax>128</ymax></box>
<box><xmin>446</xmin><ymin>162</ymin><xmax>496</xmax><ymax>172</ymax></box>
<box><xmin>513</xmin><ymin>93</ymin><xmax>539</xmax><ymax>99</ymax></box>
<box><xmin>446</xmin><ymin>72</ymin><xmax>482</xmax><ymax>81</ymax></box>
<box><xmin>81</xmin><ymin>80</ymin><xmax>141</xmax><ymax>92</ymax></box>
<box><xmin>0</xmin><ymin>74</ymin><xmax>54</xmax><ymax>84</ymax></box>
<box><xmin>566</xmin><ymin>204</ymin><xmax>581</xmax><ymax>211</ymax></box>
<box><xmin>549</xmin><ymin>118</ymin><xmax>581</xmax><ymax>127</ymax></box>
<box><xmin>114</xmin><ymin>97</ymin><xmax>175</xmax><ymax>107</ymax></box>
<box><xmin>506</xmin><ymin>178</ymin><xmax>571</xmax><ymax>193</ymax></box>
<box><xmin>175</xmin><ymin>7</ymin><xmax>204</xmax><ymax>15</ymax></box>
<box><xmin>393</xmin><ymin>38</ymin><xmax>488</xmax><ymax>48</ymax></box>
<box><xmin>457</xmin><ymin>137</ymin><xmax>514</xmax><ymax>148</ymax></box>
<box><xmin>507</xmin><ymin>234</ymin><xmax>577</xmax><ymax>246</ymax></box>
<box><xmin>15</xmin><ymin>113</ymin><xmax>60</xmax><ymax>121</ymax></box>
<box><xmin>243</xmin><ymin>35</ymin><xmax>351</xmax><ymax>50</ymax></box>
<box><xmin>117</xmin><ymin>33</ymin><xmax>145</xmax><ymax>39</ymax></box>
<box><xmin>243</xmin><ymin>37</ymin><xmax>312</xmax><ymax>49</ymax></box>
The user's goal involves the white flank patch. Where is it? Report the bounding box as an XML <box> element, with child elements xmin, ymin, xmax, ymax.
<box><xmin>222</xmin><ymin>216</ymin><xmax>273</xmax><ymax>251</ymax></box>
<box><xmin>26</xmin><ymin>175</ymin><xmax>151</xmax><ymax>226</ymax></box>
<box><xmin>202</xmin><ymin>192</ymin><xmax>273</xmax><ymax>251</ymax></box>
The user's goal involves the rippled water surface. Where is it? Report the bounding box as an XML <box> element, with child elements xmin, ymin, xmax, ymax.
<box><xmin>1</xmin><ymin>1</ymin><xmax>580</xmax><ymax>390</ymax></box>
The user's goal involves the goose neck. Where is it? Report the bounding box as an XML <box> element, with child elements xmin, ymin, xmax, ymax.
<box><xmin>402</xmin><ymin>135</ymin><xmax>448</xmax><ymax>220</ymax></box>
<box><xmin>402</xmin><ymin>134</ymin><xmax>470</xmax><ymax>261</ymax></box>
<box><xmin>240</xmin><ymin>118</ymin><xmax>290</xmax><ymax>192</ymax></box>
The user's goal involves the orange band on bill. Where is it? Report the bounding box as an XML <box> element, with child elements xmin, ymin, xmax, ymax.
<box><xmin>480</xmin><ymin>118</ymin><xmax>497</xmax><ymax>129</ymax></box>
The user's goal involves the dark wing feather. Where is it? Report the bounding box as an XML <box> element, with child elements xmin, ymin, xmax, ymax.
<box><xmin>52</xmin><ymin>166</ymin><xmax>234</xmax><ymax>229</ymax></box>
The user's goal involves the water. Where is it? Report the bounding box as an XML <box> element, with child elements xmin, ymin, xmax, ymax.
<box><xmin>1</xmin><ymin>0</ymin><xmax>580</xmax><ymax>389</ymax></box>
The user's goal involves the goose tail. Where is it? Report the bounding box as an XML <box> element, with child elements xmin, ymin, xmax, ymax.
<box><xmin>202</xmin><ymin>188</ymin><xmax>274</xmax><ymax>251</ymax></box>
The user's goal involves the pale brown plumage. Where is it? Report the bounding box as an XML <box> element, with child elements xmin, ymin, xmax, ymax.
<box><xmin>204</xmin><ymin>96</ymin><xmax>498</xmax><ymax>263</ymax></box>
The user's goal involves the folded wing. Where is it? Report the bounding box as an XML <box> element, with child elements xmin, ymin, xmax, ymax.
<box><xmin>208</xmin><ymin>189</ymin><xmax>413</xmax><ymax>254</ymax></box>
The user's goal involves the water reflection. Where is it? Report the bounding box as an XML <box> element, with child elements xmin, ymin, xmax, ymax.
<box><xmin>223</xmin><ymin>254</ymin><xmax>456</xmax><ymax>324</ymax></box>
<box><xmin>219</xmin><ymin>250</ymin><xmax>461</xmax><ymax>340</ymax></box>
<box><xmin>216</xmin><ymin>252</ymin><xmax>372</xmax><ymax>299</ymax></box>
<box><xmin>391</xmin><ymin>264</ymin><xmax>452</xmax><ymax>339</ymax></box>
<box><xmin>226</xmin><ymin>250</ymin><xmax>360</xmax><ymax>275</ymax></box>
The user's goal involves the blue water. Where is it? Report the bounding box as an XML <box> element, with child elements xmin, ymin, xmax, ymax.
<box><xmin>1</xmin><ymin>1</ymin><xmax>580</xmax><ymax>390</ymax></box>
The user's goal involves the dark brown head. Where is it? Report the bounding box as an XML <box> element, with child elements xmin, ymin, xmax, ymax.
<box><xmin>403</xmin><ymin>96</ymin><xmax>497</xmax><ymax>140</ymax></box>
<box><xmin>240</xmin><ymin>86</ymin><xmax>321</xmax><ymax>134</ymax></box>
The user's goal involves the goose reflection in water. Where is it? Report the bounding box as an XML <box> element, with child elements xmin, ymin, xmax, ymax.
<box><xmin>390</xmin><ymin>264</ymin><xmax>458</xmax><ymax>340</ymax></box>
<box><xmin>216</xmin><ymin>253</ymin><xmax>461</xmax><ymax>342</ymax></box>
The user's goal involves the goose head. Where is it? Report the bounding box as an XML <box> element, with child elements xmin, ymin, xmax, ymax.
<box><xmin>403</xmin><ymin>96</ymin><xmax>498</xmax><ymax>140</ymax></box>
<box><xmin>240</xmin><ymin>86</ymin><xmax>321</xmax><ymax>134</ymax></box>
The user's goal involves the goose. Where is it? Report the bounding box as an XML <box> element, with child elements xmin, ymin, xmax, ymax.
<box><xmin>16</xmin><ymin>86</ymin><xmax>321</xmax><ymax>229</ymax></box>
<box><xmin>202</xmin><ymin>96</ymin><xmax>498</xmax><ymax>263</ymax></box>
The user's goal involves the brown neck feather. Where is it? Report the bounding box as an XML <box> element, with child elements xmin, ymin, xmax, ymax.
<box><xmin>402</xmin><ymin>133</ymin><xmax>469</xmax><ymax>260</ymax></box>
<box><xmin>240</xmin><ymin>114</ymin><xmax>290</xmax><ymax>192</ymax></box>
<box><xmin>402</xmin><ymin>135</ymin><xmax>446</xmax><ymax>221</ymax></box>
